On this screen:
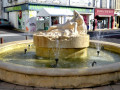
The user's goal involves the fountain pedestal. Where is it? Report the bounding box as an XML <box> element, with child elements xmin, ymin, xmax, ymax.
<box><xmin>34</xmin><ymin>10</ymin><xmax>89</xmax><ymax>60</ymax></box>
<box><xmin>34</xmin><ymin>34</ymin><xmax>89</xmax><ymax>60</ymax></box>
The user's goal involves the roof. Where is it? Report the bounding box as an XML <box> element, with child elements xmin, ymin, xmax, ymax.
<box><xmin>37</xmin><ymin>8</ymin><xmax>73</xmax><ymax>16</ymax></box>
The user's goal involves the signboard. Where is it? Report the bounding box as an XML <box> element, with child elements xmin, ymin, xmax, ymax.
<box><xmin>4</xmin><ymin>3</ymin><xmax>94</xmax><ymax>14</ymax></box>
<box><xmin>95</xmin><ymin>9</ymin><xmax>114</xmax><ymax>16</ymax></box>
<box><xmin>5</xmin><ymin>4</ymin><xmax>28</xmax><ymax>12</ymax></box>
<box><xmin>29</xmin><ymin>5</ymin><xmax>94</xmax><ymax>13</ymax></box>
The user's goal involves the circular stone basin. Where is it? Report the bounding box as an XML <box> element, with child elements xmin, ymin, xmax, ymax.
<box><xmin>0</xmin><ymin>44</ymin><xmax>120</xmax><ymax>69</ymax></box>
<box><xmin>0</xmin><ymin>40</ymin><xmax>120</xmax><ymax>88</ymax></box>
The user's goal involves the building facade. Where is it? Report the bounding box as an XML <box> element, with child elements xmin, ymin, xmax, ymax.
<box><xmin>2</xmin><ymin>0</ymin><xmax>94</xmax><ymax>31</ymax></box>
<box><xmin>0</xmin><ymin>0</ymin><xmax>2</xmax><ymax>18</ymax></box>
<box><xmin>94</xmin><ymin>8</ymin><xmax>114</xmax><ymax>29</ymax></box>
<box><xmin>93</xmin><ymin>0</ymin><xmax>115</xmax><ymax>30</ymax></box>
<box><xmin>114</xmin><ymin>0</ymin><xmax>120</xmax><ymax>29</ymax></box>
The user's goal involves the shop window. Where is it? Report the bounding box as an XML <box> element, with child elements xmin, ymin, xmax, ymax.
<box><xmin>51</xmin><ymin>17</ymin><xmax>59</xmax><ymax>25</ymax></box>
<box><xmin>36</xmin><ymin>16</ymin><xmax>49</xmax><ymax>30</ymax></box>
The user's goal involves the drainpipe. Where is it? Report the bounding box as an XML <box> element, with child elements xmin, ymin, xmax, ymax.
<box><xmin>1</xmin><ymin>0</ymin><xmax>3</xmax><ymax>18</ymax></box>
<box><xmin>69</xmin><ymin>0</ymin><xmax>70</xmax><ymax>6</ymax></box>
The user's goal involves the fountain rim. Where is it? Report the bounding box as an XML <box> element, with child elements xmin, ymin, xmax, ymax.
<box><xmin>0</xmin><ymin>40</ymin><xmax>120</xmax><ymax>76</ymax></box>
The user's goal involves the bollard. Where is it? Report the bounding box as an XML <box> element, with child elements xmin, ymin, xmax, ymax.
<box><xmin>0</xmin><ymin>38</ymin><xmax>3</xmax><ymax>44</ymax></box>
<box><xmin>26</xmin><ymin>36</ymin><xmax>28</xmax><ymax>40</ymax></box>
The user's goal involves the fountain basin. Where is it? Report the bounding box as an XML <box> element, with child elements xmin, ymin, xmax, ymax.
<box><xmin>33</xmin><ymin>35</ymin><xmax>89</xmax><ymax>59</ymax></box>
<box><xmin>0</xmin><ymin>40</ymin><xmax>120</xmax><ymax>88</ymax></box>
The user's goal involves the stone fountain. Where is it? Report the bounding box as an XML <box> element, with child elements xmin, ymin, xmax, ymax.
<box><xmin>34</xmin><ymin>11</ymin><xmax>89</xmax><ymax>60</ymax></box>
<box><xmin>0</xmin><ymin>11</ymin><xmax>120</xmax><ymax>89</ymax></box>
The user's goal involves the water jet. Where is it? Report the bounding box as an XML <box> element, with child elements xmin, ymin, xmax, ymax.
<box><xmin>24</xmin><ymin>48</ymin><xmax>27</xmax><ymax>54</ymax></box>
<box><xmin>97</xmin><ymin>50</ymin><xmax>100</xmax><ymax>56</ymax></box>
<box><xmin>92</xmin><ymin>61</ymin><xmax>97</xmax><ymax>67</ymax></box>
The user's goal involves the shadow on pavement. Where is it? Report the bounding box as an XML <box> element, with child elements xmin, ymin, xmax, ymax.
<box><xmin>0</xmin><ymin>27</ymin><xmax>24</xmax><ymax>34</ymax></box>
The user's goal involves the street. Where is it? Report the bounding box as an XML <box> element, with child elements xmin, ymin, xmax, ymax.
<box><xmin>0</xmin><ymin>28</ymin><xmax>33</xmax><ymax>43</ymax></box>
<box><xmin>1</xmin><ymin>28</ymin><xmax>120</xmax><ymax>44</ymax></box>
<box><xmin>88</xmin><ymin>29</ymin><xmax>120</xmax><ymax>44</ymax></box>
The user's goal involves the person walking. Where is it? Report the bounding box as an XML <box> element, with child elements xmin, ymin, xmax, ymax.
<box><xmin>93</xmin><ymin>19</ymin><xmax>95</xmax><ymax>31</ymax></box>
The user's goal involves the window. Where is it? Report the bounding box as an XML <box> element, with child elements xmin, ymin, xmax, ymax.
<box><xmin>93</xmin><ymin>0</ymin><xmax>95</xmax><ymax>7</ymax></box>
<box><xmin>109</xmin><ymin>0</ymin><xmax>112</xmax><ymax>8</ymax></box>
<box><xmin>100</xmin><ymin>0</ymin><xmax>102</xmax><ymax>8</ymax></box>
<box><xmin>101</xmin><ymin>0</ymin><xmax>107</xmax><ymax>8</ymax></box>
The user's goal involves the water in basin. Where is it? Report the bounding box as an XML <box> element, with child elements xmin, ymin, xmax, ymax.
<box><xmin>0</xmin><ymin>46</ymin><xmax>120</xmax><ymax>69</ymax></box>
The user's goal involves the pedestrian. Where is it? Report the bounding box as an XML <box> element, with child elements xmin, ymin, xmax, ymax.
<box><xmin>93</xmin><ymin>19</ymin><xmax>95</xmax><ymax>31</ymax></box>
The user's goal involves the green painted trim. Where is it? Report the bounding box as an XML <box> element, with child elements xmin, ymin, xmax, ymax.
<box><xmin>29</xmin><ymin>5</ymin><xmax>94</xmax><ymax>13</ymax></box>
<box><xmin>4</xmin><ymin>3</ymin><xmax>94</xmax><ymax>13</ymax></box>
<box><xmin>5</xmin><ymin>6</ymin><xmax>22</xmax><ymax>12</ymax></box>
<box><xmin>4</xmin><ymin>4</ymin><xmax>28</xmax><ymax>12</ymax></box>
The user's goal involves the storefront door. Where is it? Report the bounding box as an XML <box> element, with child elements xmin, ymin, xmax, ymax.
<box><xmin>104</xmin><ymin>18</ymin><xmax>108</xmax><ymax>29</ymax></box>
<box><xmin>97</xmin><ymin>17</ymin><xmax>108</xmax><ymax>29</ymax></box>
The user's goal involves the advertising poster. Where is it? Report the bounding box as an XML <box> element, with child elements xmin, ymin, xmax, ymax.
<box><xmin>18</xmin><ymin>11</ymin><xmax>22</xmax><ymax>29</ymax></box>
<box><xmin>26</xmin><ymin>11</ymin><xmax>37</xmax><ymax>32</ymax></box>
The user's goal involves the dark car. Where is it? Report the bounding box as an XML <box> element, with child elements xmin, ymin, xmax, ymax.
<box><xmin>0</xmin><ymin>18</ymin><xmax>14</xmax><ymax>28</ymax></box>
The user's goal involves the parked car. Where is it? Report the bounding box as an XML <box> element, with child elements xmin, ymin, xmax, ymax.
<box><xmin>0</xmin><ymin>18</ymin><xmax>14</xmax><ymax>28</ymax></box>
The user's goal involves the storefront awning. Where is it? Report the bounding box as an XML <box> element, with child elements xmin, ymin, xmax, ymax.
<box><xmin>98</xmin><ymin>15</ymin><xmax>111</xmax><ymax>17</ymax></box>
<box><xmin>37</xmin><ymin>8</ymin><xmax>73</xmax><ymax>17</ymax></box>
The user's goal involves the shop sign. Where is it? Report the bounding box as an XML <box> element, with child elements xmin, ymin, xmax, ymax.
<box><xmin>5</xmin><ymin>6</ymin><xmax>22</xmax><ymax>12</ymax></box>
<box><xmin>95</xmin><ymin>9</ymin><xmax>114</xmax><ymax>16</ymax></box>
<box><xmin>4</xmin><ymin>4</ymin><xmax>94</xmax><ymax>13</ymax></box>
<box><xmin>4</xmin><ymin>4</ymin><xmax>28</xmax><ymax>12</ymax></box>
<box><xmin>29</xmin><ymin>5</ymin><xmax>94</xmax><ymax>13</ymax></box>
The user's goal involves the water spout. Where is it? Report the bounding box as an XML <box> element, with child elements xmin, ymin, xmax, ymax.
<box><xmin>24</xmin><ymin>48</ymin><xmax>27</xmax><ymax>54</ymax></box>
<box><xmin>92</xmin><ymin>61</ymin><xmax>97</xmax><ymax>67</ymax></box>
<box><xmin>55</xmin><ymin>58</ymin><xmax>59</xmax><ymax>67</ymax></box>
<box><xmin>28</xmin><ymin>44</ymin><xmax>31</xmax><ymax>48</ymax></box>
<box><xmin>51</xmin><ymin>58</ymin><xmax>59</xmax><ymax>68</ymax></box>
<box><xmin>97</xmin><ymin>50</ymin><xmax>100</xmax><ymax>56</ymax></box>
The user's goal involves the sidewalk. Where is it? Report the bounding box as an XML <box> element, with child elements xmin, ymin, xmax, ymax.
<box><xmin>0</xmin><ymin>28</ymin><xmax>33</xmax><ymax>43</ymax></box>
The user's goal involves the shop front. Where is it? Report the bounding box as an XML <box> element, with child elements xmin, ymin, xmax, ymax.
<box><xmin>114</xmin><ymin>10</ymin><xmax>120</xmax><ymax>29</ymax></box>
<box><xmin>4</xmin><ymin>3</ymin><xmax>94</xmax><ymax>32</ymax></box>
<box><xmin>36</xmin><ymin>8</ymin><xmax>73</xmax><ymax>30</ymax></box>
<box><xmin>95</xmin><ymin>8</ymin><xmax>114</xmax><ymax>30</ymax></box>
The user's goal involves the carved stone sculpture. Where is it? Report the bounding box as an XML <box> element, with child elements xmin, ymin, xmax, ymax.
<box><xmin>34</xmin><ymin>10</ymin><xmax>89</xmax><ymax>60</ymax></box>
<box><xmin>47</xmin><ymin>10</ymin><xmax>87</xmax><ymax>35</ymax></box>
